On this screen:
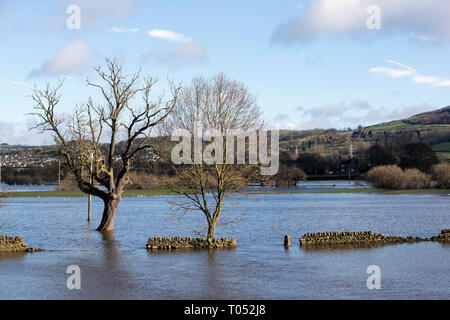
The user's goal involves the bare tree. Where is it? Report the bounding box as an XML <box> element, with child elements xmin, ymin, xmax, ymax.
<box><xmin>30</xmin><ymin>58</ymin><xmax>180</xmax><ymax>232</ymax></box>
<box><xmin>162</xmin><ymin>73</ymin><xmax>265</xmax><ymax>240</ymax></box>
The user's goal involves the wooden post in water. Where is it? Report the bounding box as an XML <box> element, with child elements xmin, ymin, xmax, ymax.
<box><xmin>284</xmin><ymin>235</ymin><xmax>291</xmax><ymax>247</ymax></box>
<box><xmin>58</xmin><ymin>160</ymin><xmax>61</xmax><ymax>191</ymax></box>
<box><xmin>88</xmin><ymin>150</ymin><xmax>95</xmax><ymax>224</ymax></box>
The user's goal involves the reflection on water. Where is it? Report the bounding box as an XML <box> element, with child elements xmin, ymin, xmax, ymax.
<box><xmin>0</xmin><ymin>192</ymin><xmax>449</xmax><ymax>299</ymax></box>
<box><xmin>147</xmin><ymin>247</ymin><xmax>237</xmax><ymax>255</ymax></box>
<box><xmin>247</xmin><ymin>180</ymin><xmax>371</xmax><ymax>194</ymax></box>
<box><xmin>300</xmin><ymin>242</ymin><xmax>406</xmax><ymax>251</ymax></box>
<box><xmin>0</xmin><ymin>252</ymin><xmax>27</xmax><ymax>261</ymax></box>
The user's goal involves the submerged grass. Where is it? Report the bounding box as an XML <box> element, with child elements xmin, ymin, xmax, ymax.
<box><xmin>1</xmin><ymin>187</ymin><xmax>449</xmax><ymax>198</ymax></box>
<box><xmin>247</xmin><ymin>188</ymin><xmax>450</xmax><ymax>195</ymax></box>
<box><xmin>0</xmin><ymin>188</ymin><xmax>182</xmax><ymax>198</ymax></box>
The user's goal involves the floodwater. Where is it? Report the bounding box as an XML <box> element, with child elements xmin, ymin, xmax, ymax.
<box><xmin>0</xmin><ymin>190</ymin><xmax>449</xmax><ymax>299</ymax></box>
<box><xmin>0</xmin><ymin>183</ymin><xmax>56</xmax><ymax>192</ymax></box>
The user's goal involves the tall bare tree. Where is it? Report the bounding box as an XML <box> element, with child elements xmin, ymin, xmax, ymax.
<box><xmin>30</xmin><ymin>58</ymin><xmax>180</xmax><ymax>232</ymax></box>
<box><xmin>163</xmin><ymin>73</ymin><xmax>266</xmax><ymax>240</ymax></box>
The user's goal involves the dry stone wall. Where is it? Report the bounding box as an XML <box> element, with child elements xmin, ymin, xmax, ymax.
<box><xmin>0</xmin><ymin>235</ymin><xmax>44</xmax><ymax>253</ymax></box>
<box><xmin>433</xmin><ymin>229</ymin><xmax>450</xmax><ymax>242</ymax></box>
<box><xmin>147</xmin><ymin>237</ymin><xmax>237</xmax><ymax>250</ymax></box>
<box><xmin>0</xmin><ymin>236</ymin><xmax>28</xmax><ymax>253</ymax></box>
<box><xmin>299</xmin><ymin>230</ymin><xmax>450</xmax><ymax>247</ymax></box>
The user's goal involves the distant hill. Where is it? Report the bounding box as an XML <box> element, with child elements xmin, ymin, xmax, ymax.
<box><xmin>279</xmin><ymin>106</ymin><xmax>450</xmax><ymax>161</ymax></box>
<box><xmin>365</xmin><ymin>106</ymin><xmax>450</xmax><ymax>132</ymax></box>
<box><xmin>404</xmin><ymin>106</ymin><xmax>450</xmax><ymax>125</ymax></box>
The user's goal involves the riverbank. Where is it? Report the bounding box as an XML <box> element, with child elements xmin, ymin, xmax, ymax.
<box><xmin>247</xmin><ymin>188</ymin><xmax>450</xmax><ymax>195</ymax></box>
<box><xmin>1</xmin><ymin>187</ymin><xmax>449</xmax><ymax>198</ymax></box>
<box><xmin>0</xmin><ymin>188</ymin><xmax>182</xmax><ymax>198</ymax></box>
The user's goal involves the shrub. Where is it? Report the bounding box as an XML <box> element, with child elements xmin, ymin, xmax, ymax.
<box><xmin>59</xmin><ymin>174</ymin><xmax>78</xmax><ymax>191</ymax></box>
<box><xmin>432</xmin><ymin>163</ymin><xmax>450</xmax><ymax>188</ymax></box>
<box><xmin>125</xmin><ymin>172</ymin><xmax>182</xmax><ymax>189</ymax></box>
<box><xmin>366</xmin><ymin>165</ymin><xmax>404</xmax><ymax>189</ymax></box>
<box><xmin>273</xmin><ymin>166</ymin><xmax>307</xmax><ymax>187</ymax></box>
<box><xmin>401</xmin><ymin>169</ymin><xmax>430</xmax><ymax>189</ymax></box>
<box><xmin>367</xmin><ymin>165</ymin><xmax>433</xmax><ymax>189</ymax></box>
<box><xmin>126</xmin><ymin>172</ymin><xmax>150</xmax><ymax>190</ymax></box>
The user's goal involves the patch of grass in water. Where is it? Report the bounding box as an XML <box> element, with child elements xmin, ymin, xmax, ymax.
<box><xmin>0</xmin><ymin>188</ymin><xmax>183</xmax><ymax>198</ymax></box>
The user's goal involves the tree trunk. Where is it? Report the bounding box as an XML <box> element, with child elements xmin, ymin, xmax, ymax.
<box><xmin>97</xmin><ymin>196</ymin><xmax>120</xmax><ymax>232</ymax></box>
<box><xmin>207</xmin><ymin>220</ymin><xmax>216</xmax><ymax>241</ymax></box>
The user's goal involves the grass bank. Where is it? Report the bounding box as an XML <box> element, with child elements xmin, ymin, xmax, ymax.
<box><xmin>1</xmin><ymin>188</ymin><xmax>449</xmax><ymax>198</ymax></box>
<box><xmin>0</xmin><ymin>188</ymin><xmax>181</xmax><ymax>198</ymax></box>
<box><xmin>248</xmin><ymin>188</ymin><xmax>450</xmax><ymax>195</ymax></box>
<box><xmin>379</xmin><ymin>189</ymin><xmax>450</xmax><ymax>194</ymax></box>
<box><xmin>307</xmin><ymin>188</ymin><xmax>450</xmax><ymax>194</ymax></box>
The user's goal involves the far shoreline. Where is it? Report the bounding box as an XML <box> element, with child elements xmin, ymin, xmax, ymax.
<box><xmin>1</xmin><ymin>187</ymin><xmax>449</xmax><ymax>198</ymax></box>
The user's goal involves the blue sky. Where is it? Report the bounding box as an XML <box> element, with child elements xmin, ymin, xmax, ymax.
<box><xmin>1</xmin><ymin>0</ymin><xmax>450</xmax><ymax>145</ymax></box>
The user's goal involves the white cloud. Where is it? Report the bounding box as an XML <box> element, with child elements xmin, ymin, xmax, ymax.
<box><xmin>303</xmin><ymin>102</ymin><xmax>346</xmax><ymax>118</ymax></box>
<box><xmin>369</xmin><ymin>60</ymin><xmax>416</xmax><ymax>78</ymax></box>
<box><xmin>384</xmin><ymin>104</ymin><xmax>435</xmax><ymax>121</ymax></box>
<box><xmin>369</xmin><ymin>67</ymin><xmax>413</xmax><ymax>78</ymax></box>
<box><xmin>285</xmin><ymin>123</ymin><xmax>297</xmax><ymax>129</ymax></box>
<box><xmin>9</xmin><ymin>81</ymin><xmax>29</xmax><ymax>88</ymax></box>
<box><xmin>433</xmin><ymin>80</ymin><xmax>450</xmax><ymax>87</ymax></box>
<box><xmin>28</xmin><ymin>41</ymin><xmax>93</xmax><ymax>78</ymax></box>
<box><xmin>108</xmin><ymin>26</ymin><xmax>139</xmax><ymax>33</ymax></box>
<box><xmin>412</xmin><ymin>75</ymin><xmax>440</xmax><ymax>84</ymax></box>
<box><xmin>370</xmin><ymin>60</ymin><xmax>450</xmax><ymax>87</ymax></box>
<box><xmin>148</xmin><ymin>29</ymin><xmax>191</xmax><ymax>43</ymax></box>
<box><xmin>297</xmin><ymin>118</ymin><xmax>333</xmax><ymax>130</ymax></box>
<box><xmin>143</xmin><ymin>41</ymin><xmax>207</xmax><ymax>68</ymax></box>
<box><xmin>272</xmin><ymin>0</ymin><xmax>450</xmax><ymax>45</ymax></box>
<box><xmin>294</xmin><ymin>106</ymin><xmax>304</xmax><ymax>113</ymax></box>
<box><xmin>273</xmin><ymin>113</ymin><xmax>289</xmax><ymax>123</ymax></box>
<box><xmin>144</xmin><ymin>29</ymin><xmax>206</xmax><ymax>68</ymax></box>
<box><xmin>349</xmin><ymin>100</ymin><xmax>371</xmax><ymax>110</ymax></box>
<box><xmin>410</xmin><ymin>33</ymin><xmax>430</xmax><ymax>42</ymax></box>
<box><xmin>0</xmin><ymin>121</ymin><xmax>53</xmax><ymax>146</ymax></box>
<box><xmin>272</xmin><ymin>100</ymin><xmax>438</xmax><ymax>130</ymax></box>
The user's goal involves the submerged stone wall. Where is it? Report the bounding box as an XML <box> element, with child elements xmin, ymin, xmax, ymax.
<box><xmin>147</xmin><ymin>237</ymin><xmax>237</xmax><ymax>250</ymax></box>
<box><xmin>0</xmin><ymin>235</ymin><xmax>44</xmax><ymax>253</ymax></box>
<box><xmin>299</xmin><ymin>230</ymin><xmax>450</xmax><ymax>247</ymax></box>
<box><xmin>432</xmin><ymin>229</ymin><xmax>450</xmax><ymax>242</ymax></box>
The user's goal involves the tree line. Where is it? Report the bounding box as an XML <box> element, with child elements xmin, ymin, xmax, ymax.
<box><xmin>1</xmin><ymin>137</ymin><xmax>443</xmax><ymax>186</ymax></box>
<box><xmin>277</xmin><ymin>142</ymin><xmax>441</xmax><ymax>177</ymax></box>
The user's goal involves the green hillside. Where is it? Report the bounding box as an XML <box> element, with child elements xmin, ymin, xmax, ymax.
<box><xmin>431</xmin><ymin>141</ymin><xmax>450</xmax><ymax>160</ymax></box>
<box><xmin>366</xmin><ymin>120</ymin><xmax>450</xmax><ymax>131</ymax></box>
<box><xmin>279</xmin><ymin>106</ymin><xmax>450</xmax><ymax>159</ymax></box>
